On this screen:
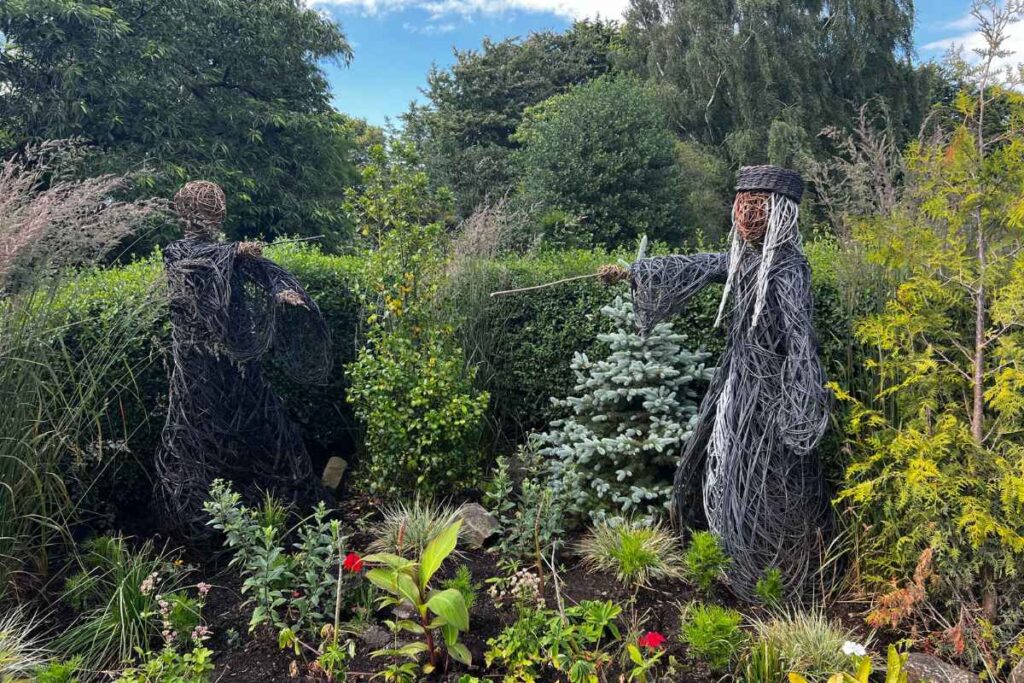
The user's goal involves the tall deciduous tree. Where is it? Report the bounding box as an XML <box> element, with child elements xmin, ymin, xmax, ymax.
<box><xmin>0</xmin><ymin>0</ymin><xmax>357</xmax><ymax>243</ymax></box>
<box><xmin>621</xmin><ymin>0</ymin><xmax>936</xmax><ymax>166</ymax></box>
<box><xmin>403</xmin><ymin>21</ymin><xmax>618</xmax><ymax>217</ymax></box>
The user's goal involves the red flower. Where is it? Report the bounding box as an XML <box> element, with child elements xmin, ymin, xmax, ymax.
<box><xmin>638</xmin><ymin>631</ymin><xmax>667</xmax><ymax>650</ymax></box>
<box><xmin>343</xmin><ymin>552</ymin><xmax>364</xmax><ymax>572</ymax></box>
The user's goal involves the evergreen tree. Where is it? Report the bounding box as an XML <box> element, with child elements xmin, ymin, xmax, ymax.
<box><xmin>403</xmin><ymin>20</ymin><xmax>618</xmax><ymax>218</ymax></box>
<box><xmin>512</xmin><ymin>76</ymin><xmax>689</xmax><ymax>248</ymax></box>
<box><xmin>536</xmin><ymin>294</ymin><xmax>714</xmax><ymax>525</ymax></box>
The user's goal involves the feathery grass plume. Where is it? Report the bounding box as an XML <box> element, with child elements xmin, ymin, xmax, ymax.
<box><xmin>0</xmin><ymin>140</ymin><xmax>166</xmax><ymax>289</ymax></box>
<box><xmin>578</xmin><ymin>520</ymin><xmax>685</xmax><ymax>588</ymax></box>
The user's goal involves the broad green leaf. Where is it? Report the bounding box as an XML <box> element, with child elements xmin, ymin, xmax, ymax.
<box><xmin>395</xmin><ymin>571</ymin><xmax>421</xmax><ymax>607</ymax></box>
<box><xmin>396</xmin><ymin>642</ymin><xmax>430</xmax><ymax>658</ymax></box>
<box><xmin>396</xmin><ymin>619</ymin><xmax>425</xmax><ymax>634</ymax></box>
<box><xmin>426</xmin><ymin>588</ymin><xmax>469</xmax><ymax>631</ymax></box>
<box><xmin>420</xmin><ymin>520</ymin><xmax>461</xmax><ymax>588</ymax></box>
<box><xmin>364</xmin><ymin>568</ymin><xmax>399</xmax><ymax>593</ymax></box>
<box><xmin>448</xmin><ymin>641</ymin><xmax>472</xmax><ymax>666</ymax></box>
<box><xmin>363</xmin><ymin>552</ymin><xmax>415</xmax><ymax>570</ymax></box>
<box><xmin>856</xmin><ymin>656</ymin><xmax>872</xmax><ymax>683</ymax></box>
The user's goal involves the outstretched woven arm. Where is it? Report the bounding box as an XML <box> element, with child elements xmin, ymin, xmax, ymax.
<box><xmin>775</xmin><ymin>252</ymin><xmax>830</xmax><ymax>454</ymax></box>
<box><xmin>630</xmin><ymin>253</ymin><xmax>729</xmax><ymax>334</ymax></box>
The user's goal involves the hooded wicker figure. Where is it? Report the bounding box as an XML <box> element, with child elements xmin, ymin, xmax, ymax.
<box><xmin>157</xmin><ymin>181</ymin><xmax>331</xmax><ymax>539</ymax></box>
<box><xmin>628</xmin><ymin>166</ymin><xmax>832</xmax><ymax>600</ymax></box>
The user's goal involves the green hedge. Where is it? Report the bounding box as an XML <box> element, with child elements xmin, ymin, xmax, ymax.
<box><xmin>56</xmin><ymin>240</ymin><xmax>877</xmax><ymax>523</ymax></box>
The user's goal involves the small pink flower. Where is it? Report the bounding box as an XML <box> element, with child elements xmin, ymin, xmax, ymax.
<box><xmin>196</xmin><ymin>582</ymin><xmax>212</xmax><ymax>597</ymax></box>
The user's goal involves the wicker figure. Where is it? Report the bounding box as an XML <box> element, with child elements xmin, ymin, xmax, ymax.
<box><xmin>157</xmin><ymin>181</ymin><xmax>331</xmax><ymax>539</ymax></box>
<box><xmin>629</xmin><ymin>166</ymin><xmax>832</xmax><ymax>600</ymax></box>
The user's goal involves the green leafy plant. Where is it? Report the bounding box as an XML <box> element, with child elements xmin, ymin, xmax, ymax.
<box><xmin>365</xmin><ymin>498</ymin><xmax>465</xmax><ymax>558</ymax></box>
<box><xmin>512</xmin><ymin>75</ymin><xmax>689</xmax><ymax>248</ymax></box>
<box><xmin>626</xmin><ymin>631</ymin><xmax>669</xmax><ymax>683</ymax></box>
<box><xmin>578</xmin><ymin>520</ymin><xmax>685</xmax><ymax>589</ymax></box>
<box><xmin>364</xmin><ymin>520</ymin><xmax>472</xmax><ymax>674</ymax></box>
<box><xmin>485</xmin><ymin>600</ymin><xmax>622</xmax><ymax>683</ymax></box>
<box><xmin>485</xmin><ymin>447</ymin><xmax>566</xmax><ymax>591</ymax></box>
<box><xmin>115</xmin><ymin>646</ymin><xmax>214</xmax><ymax>683</ymax></box>
<box><xmin>34</xmin><ymin>658</ymin><xmax>82</xmax><ymax>683</ymax></box>
<box><xmin>204</xmin><ymin>479</ymin><xmax>348</xmax><ymax>640</ymax></box>
<box><xmin>443</xmin><ymin>565</ymin><xmax>479</xmax><ymax>611</ymax></box>
<box><xmin>680</xmin><ymin>602</ymin><xmax>746</xmax><ymax>672</ymax></box>
<box><xmin>755</xmin><ymin>567</ymin><xmax>785</xmax><ymax>607</ymax></box>
<box><xmin>345</xmin><ymin>140</ymin><xmax>488</xmax><ymax>497</ymax></box>
<box><xmin>56</xmin><ymin>536</ymin><xmax>192</xmax><ymax>672</ymax></box>
<box><xmin>788</xmin><ymin>644</ymin><xmax>908</xmax><ymax>683</ymax></box>
<box><xmin>741</xmin><ymin>640</ymin><xmax>786</xmax><ymax>683</ymax></box>
<box><xmin>684</xmin><ymin>531</ymin><xmax>731</xmax><ymax>593</ymax></box>
<box><xmin>749</xmin><ymin>610</ymin><xmax>860</xmax><ymax>681</ymax></box>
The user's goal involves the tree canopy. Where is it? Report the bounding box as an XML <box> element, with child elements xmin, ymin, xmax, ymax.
<box><xmin>0</xmin><ymin>0</ymin><xmax>358</xmax><ymax>243</ymax></box>
<box><xmin>620</xmin><ymin>0</ymin><xmax>939</xmax><ymax>166</ymax></box>
<box><xmin>404</xmin><ymin>20</ymin><xmax>619</xmax><ymax>218</ymax></box>
<box><xmin>512</xmin><ymin>76</ymin><xmax>688</xmax><ymax>248</ymax></box>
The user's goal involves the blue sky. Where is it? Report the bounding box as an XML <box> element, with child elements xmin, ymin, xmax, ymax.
<box><xmin>313</xmin><ymin>0</ymin><xmax>992</xmax><ymax>127</ymax></box>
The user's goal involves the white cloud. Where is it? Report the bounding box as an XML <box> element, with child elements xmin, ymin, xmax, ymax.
<box><xmin>922</xmin><ymin>12</ymin><xmax>1024</xmax><ymax>73</ymax></box>
<box><xmin>310</xmin><ymin>0</ymin><xmax>630</xmax><ymax>21</ymax></box>
<box><xmin>402</xmin><ymin>20</ymin><xmax>459</xmax><ymax>33</ymax></box>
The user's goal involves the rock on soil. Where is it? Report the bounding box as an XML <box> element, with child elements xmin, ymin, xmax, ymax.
<box><xmin>904</xmin><ymin>653</ymin><xmax>976</xmax><ymax>683</ymax></box>
<box><xmin>457</xmin><ymin>503</ymin><xmax>499</xmax><ymax>548</ymax></box>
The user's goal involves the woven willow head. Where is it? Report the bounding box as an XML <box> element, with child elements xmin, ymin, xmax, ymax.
<box><xmin>174</xmin><ymin>181</ymin><xmax>226</xmax><ymax>239</ymax></box>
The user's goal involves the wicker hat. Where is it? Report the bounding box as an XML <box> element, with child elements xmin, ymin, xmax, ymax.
<box><xmin>735</xmin><ymin>165</ymin><xmax>804</xmax><ymax>203</ymax></box>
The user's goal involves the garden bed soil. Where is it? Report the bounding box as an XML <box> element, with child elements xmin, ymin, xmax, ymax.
<box><xmin>199</xmin><ymin>494</ymin><xmax>874</xmax><ymax>683</ymax></box>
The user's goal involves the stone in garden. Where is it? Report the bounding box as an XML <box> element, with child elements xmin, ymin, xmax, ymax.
<box><xmin>457</xmin><ymin>503</ymin><xmax>499</xmax><ymax>548</ymax></box>
<box><xmin>904</xmin><ymin>653</ymin><xmax>975</xmax><ymax>683</ymax></box>
<box><xmin>321</xmin><ymin>456</ymin><xmax>348</xmax><ymax>491</ymax></box>
<box><xmin>359</xmin><ymin>624</ymin><xmax>392</xmax><ymax>650</ymax></box>
<box><xmin>1010</xmin><ymin>659</ymin><xmax>1024</xmax><ymax>683</ymax></box>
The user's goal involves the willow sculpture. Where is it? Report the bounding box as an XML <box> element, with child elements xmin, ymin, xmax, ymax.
<box><xmin>615</xmin><ymin>166</ymin><xmax>832</xmax><ymax>600</ymax></box>
<box><xmin>157</xmin><ymin>181</ymin><xmax>331</xmax><ymax>539</ymax></box>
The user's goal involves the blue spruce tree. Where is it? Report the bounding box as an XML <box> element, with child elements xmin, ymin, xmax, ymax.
<box><xmin>536</xmin><ymin>294</ymin><xmax>714</xmax><ymax>525</ymax></box>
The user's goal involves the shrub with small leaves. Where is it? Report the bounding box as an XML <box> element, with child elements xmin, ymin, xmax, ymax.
<box><xmin>345</xmin><ymin>140</ymin><xmax>488</xmax><ymax>498</ymax></box>
<box><xmin>680</xmin><ymin>602</ymin><xmax>746</xmax><ymax>672</ymax></box>
<box><xmin>684</xmin><ymin>531</ymin><xmax>730</xmax><ymax>593</ymax></box>
<box><xmin>204</xmin><ymin>479</ymin><xmax>348</xmax><ymax>640</ymax></box>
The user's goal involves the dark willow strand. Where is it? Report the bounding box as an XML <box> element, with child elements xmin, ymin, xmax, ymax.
<box><xmin>156</xmin><ymin>239</ymin><xmax>331</xmax><ymax>542</ymax></box>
